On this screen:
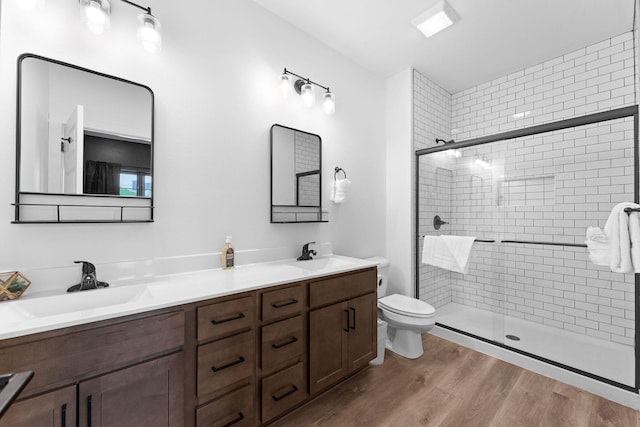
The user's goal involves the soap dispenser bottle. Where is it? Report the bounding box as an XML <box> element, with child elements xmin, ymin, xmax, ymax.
<box><xmin>221</xmin><ymin>236</ymin><xmax>235</xmax><ymax>269</ymax></box>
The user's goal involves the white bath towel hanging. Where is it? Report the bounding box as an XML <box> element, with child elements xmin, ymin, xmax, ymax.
<box><xmin>629</xmin><ymin>210</ymin><xmax>640</xmax><ymax>273</ymax></box>
<box><xmin>586</xmin><ymin>202</ymin><xmax>640</xmax><ymax>273</ymax></box>
<box><xmin>422</xmin><ymin>235</ymin><xmax>476</xmax><ymax>274</ymax></box>
<box><xmin>605</xmin><ymin>202</ymin><xmax>637</xmax><ymax>273</ymax></box>
<box><xmin>331</xmin><ymin>178</ymin><xmax>351</xmax><ymax>203</ymax></box>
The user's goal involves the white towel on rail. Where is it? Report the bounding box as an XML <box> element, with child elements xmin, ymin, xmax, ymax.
<box><xmin>629</xmin><ymin>210</ymin><xmax>640</xmax><ymax>273</ymax></box>
<box><xmin>331</xmin><ymin>178</ymin><xmax>351</xmax><ymax>203</ymax></box>
<box><xmin>585</xmin><ymin>226</ymin><xmax>610</xmax><ymax>266</ymax></box>
<box><xmin>605</xmin><ymin>202</ymin><xmax>637</xmax><ymax>273</ymax></box>
<box><xmin>422</xmin><ymin>235</ymin><xmax>476</xmax><ymax>274</ymax></box>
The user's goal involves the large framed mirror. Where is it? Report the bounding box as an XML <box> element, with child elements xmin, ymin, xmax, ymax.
<box><xmin>270</xmin><ymin>124</ymin><xmax>327</xmax><ymax>223</ymax></box>
<box><xmin>14</xmin><ymin>54</ymin><xmax>154</xmax><ymax>223</ymax></box>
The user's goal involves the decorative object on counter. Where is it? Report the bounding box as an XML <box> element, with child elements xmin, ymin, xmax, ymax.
<box><xmin>0</xmin><ymin>272</ymin><xmax>31</xmax><ymax>301</ymax></box>
<box><xmin>221</xmin><ymin>236</ymin><xmax>235</xmax><ymax>269</ymax></box>
<box><xmin>280</xmin><ymin>68</ymin><xmax>335</xmax><ymax>114</ymax></box>
<box><xmin>0</xmin><ymin>371</ymin><xmax>33</xmax><ymax>419</ymax></box>
<box><xmin>330</xmin><ymin>167</ymin><xmax>351</xmax><ymax>204</ymax></box>
<box><xmin>67</xmin><ymin>261</ymin><xmax>109</xmax><ymax>292</ymax></box>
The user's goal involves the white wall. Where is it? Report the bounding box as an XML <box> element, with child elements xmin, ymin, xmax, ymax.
<box><xmin>0</xmin><ymin>0</ymin><xmax>386</xmax><ymax>275</ymax></box>
<box><xmin>385</xmin><ymin>68</ymin><xmax>413</xmax><ymax>296</ymax></box>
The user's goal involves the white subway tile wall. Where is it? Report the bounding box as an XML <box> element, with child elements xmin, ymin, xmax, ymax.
<box><xmin>294</xmin><ymin>131</ymin><xmax>320</xmax><ymax>206</ymax></box>
<box><xmin>414</xmin><ymin>32</ymin><xmax>637</xmax><ymax>347</ymax></box>
<box><xmin>451</xmin><ymin>32</ymin><xmax>635</xmax><ymax>140</ymax></box>
<box><xmin>414</xmin><ymin>70</ymin><xmax>455</xmax><ymax>307</ymax></box>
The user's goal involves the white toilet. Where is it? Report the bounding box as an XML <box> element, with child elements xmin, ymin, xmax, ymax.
<box><xmin>367</xmin><ymin>257</ymin><xmax>436</xmax><ymax>359</ymax></box>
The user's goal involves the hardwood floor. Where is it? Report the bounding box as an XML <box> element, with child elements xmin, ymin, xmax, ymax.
<box><xmin>272</xmin><ymin>333</ymin><xmax>639</xmax><ymax>427</ymax></box>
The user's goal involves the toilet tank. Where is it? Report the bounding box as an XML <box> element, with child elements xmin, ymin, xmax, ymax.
<box><xmin>366</xmin><ymin>257</ymin><xmax>390</xmax><ymax>298</ymax></box>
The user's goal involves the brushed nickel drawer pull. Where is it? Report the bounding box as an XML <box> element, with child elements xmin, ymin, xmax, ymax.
<box><xmin>222</xmin><ymin>412</ymin><xmax>245</xmax><ymax>427</ymax></box>
<box><xmin>272</xmin><ymin>385</ymin><xmax>298</xmax><ymax>402</ymax></box>
<box><xmin>272</xmin><ymin>299</ymin><xmax>298</xmax><ymax>308</ymax></box>
<box><xmin>211</xmin><ymin>313</ymin><xmax>245</xmax><ymax>325</ymax></box>
<box><xmin>271</xmin><ymin>336</ymin><xmax>298</xmax><ymax>349</ymax></box>
<box><xmin>211</xmin><ymin>356</ymin><xmax>245</xmax><ymax>372</ymax></box>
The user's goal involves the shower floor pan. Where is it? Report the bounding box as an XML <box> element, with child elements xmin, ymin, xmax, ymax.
<box><xmin>435</xmin><ymin>303</ymin><xmax>634</xmax><ymax>388</ymax></box>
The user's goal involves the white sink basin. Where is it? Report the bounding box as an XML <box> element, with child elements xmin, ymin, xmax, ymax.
<box><xmin>288</xmin><ymin>256</ymin><xmax>355</xmax><ymax>272</ymax></box>
<box><xmin>16</xmin><ymin>285</ymin><xmax>151</xmax><ymax>318</ymax></box>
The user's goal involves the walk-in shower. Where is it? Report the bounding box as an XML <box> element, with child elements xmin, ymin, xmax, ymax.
<box><xmin>415</xmin><ymin>105</ymin><xmax>639</xmax><ymax>391</ymax></box>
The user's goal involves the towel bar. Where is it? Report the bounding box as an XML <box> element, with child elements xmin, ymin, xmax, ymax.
<box><xmin>334</xmin><ymin>167</ymin><xmax>347</xmax><ymax>180</ymax></box>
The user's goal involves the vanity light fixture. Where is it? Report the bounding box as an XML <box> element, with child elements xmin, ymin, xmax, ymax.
<box><xmin>281</xmin><ymin>68</ymin><xmax>335</xmax><ymax>114</ymax></box>
<box><xmin>79</xmin><ymin>0</ymin><xmax>111</xmax><ymax>35</ymax></box>
<box><xmin>78</xmin><ymin>0</ymin><xmax>162</xmax><ymax>52</ymax></box>
<box><xmin>411</xmin><ymin>0</ymin><xmax>459</xmax><ymax>38</ymax></box>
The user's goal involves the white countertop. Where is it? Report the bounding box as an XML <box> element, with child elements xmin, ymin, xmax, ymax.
<box><xmin>0</xmin><ymin>255</ymin><xmax>377</xmax><ymax>341</ymax></box>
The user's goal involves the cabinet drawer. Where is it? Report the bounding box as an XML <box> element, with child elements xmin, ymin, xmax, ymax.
<box><xmin>197</xmin><ymin>330</ymin><xmax>255</xmax><ymax>397</ymax></box>
<box><xmin>196</xmin><ymin>384</ymin><xmax>255</xmax><ymax>427</ymax></box>
<box><xmin>198</xmin><ymin>296</ymin><xmax>255</xmax><ymax>342</ymax></box>
<box><xmin>261</xmin><ymin>284</ymin><xmax>305</xmax><ymax>322</ymax></box>
<box><xmin>261</xmin><ymin>362</ymin><xmax>307</xmax><ymax>423</ymax></box>
<box><xmin>261</xmin><ymin>315</ymin><xmax>304</xmax><ymax>371</ymax></box>
<box><xmin>309</xmin><ymin>268</ymin><xmax>376</xmax><ymax>308</ymax></box>
<box><xmin>0</xmin><ymin>310</ymin><xmax>184</xmax><ymax>398</ymax></box>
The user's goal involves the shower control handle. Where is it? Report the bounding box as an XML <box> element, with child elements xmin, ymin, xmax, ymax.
<box><xmin>433</xmin><ymin>215</ymin><xmax>449</xmax><ymax>230</ymax></box>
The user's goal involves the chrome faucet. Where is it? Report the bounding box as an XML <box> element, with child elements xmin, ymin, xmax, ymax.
<box><xmin>67</xmin><ymin>261</ymin><xmax>109</xmax><ymax>292</ymax></box>
<box><xmin>297</xmin><ymin>242</ymin><xmax>317</xmax><ymax>261</ymax></box>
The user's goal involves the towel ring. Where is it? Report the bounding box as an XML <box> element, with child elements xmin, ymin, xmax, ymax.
<box><xmin>334</xmin><ymin>167</ymin><xmax>347</xmax><ymax>180</ymax></box>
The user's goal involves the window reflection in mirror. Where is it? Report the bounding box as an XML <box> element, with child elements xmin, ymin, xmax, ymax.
<box><xmin>18</xmin><ymin>54</ymin><xmax>153</xmax><ymax>198</ymax></box>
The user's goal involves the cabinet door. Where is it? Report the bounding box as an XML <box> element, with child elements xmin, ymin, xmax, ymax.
<box><xmin>0</xmin><ymin>385</ymin><xmax>76</xmax><ymax>427</ymax></box>
<box><xmin>347</xmin><ymin>293</ymin><xmax>377</xmax><ymax>371</ymax></box>
<box><xmin>309</xmin><ymin>302</ymin><xmax>348</xmax><ymax>395</ymax></box>
<box><xmin>78</xmin><ymin>352</ymin><xmax>183</xmax><ymax>427</ymax></box>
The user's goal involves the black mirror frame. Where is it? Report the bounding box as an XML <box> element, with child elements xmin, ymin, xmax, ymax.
<box><xmin>13</xmin><ymin>53</ymin><xmax>155</xmax><ymax>223</ymax></box>
<box><xmin>270</xmin><ymin>124</ymin><xmax>327</xmax><ymax>223</ymax></box>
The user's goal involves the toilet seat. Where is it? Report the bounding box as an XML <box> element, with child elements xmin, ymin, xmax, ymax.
<box><xmin>379</xmin><ymin>294</ymin><xmax>435</xmax><ymax>318</ymax></box>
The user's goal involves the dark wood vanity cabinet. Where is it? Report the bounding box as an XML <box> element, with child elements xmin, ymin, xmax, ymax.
<box><xmin>0</xmin><ymin>266</ymin><xmax>376</xmax><ymax>427</ymax></box>
<box><xmin>0</xmin><ymin>385</ymin><xmax>76</xmax><ymax>427</ymax></box>
<box><xmin>191</xmin><ymin>293</ymin><xmax>257</xmax><ymax>427</ymax></box>
<box><xmin>0</xmin><ymin>310</ymin><xmax>185</xmax><ymax>427</ymax></box>
<box><xmin>258</xmin><ymin>284</ymin><xmax>308</xmax><ymax>424</ymax></box>
<box><xmin>308</xmin><ymin>269</ymin><xmax>377</xmax><ymax>395</ymax></box>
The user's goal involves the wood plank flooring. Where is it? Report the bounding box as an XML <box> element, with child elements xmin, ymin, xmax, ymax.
<box><xmin>272</xmin><ymin>333</ymin><xmax>639</xmax><ymax>427</ymax></box>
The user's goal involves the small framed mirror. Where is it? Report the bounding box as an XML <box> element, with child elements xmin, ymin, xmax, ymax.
<box><xmin>14</xmin><ymin>54</ymin><xmax>154</xmax><ymax>223</ymax></box>
<box><xmin>270</xmin><ymin>124</ymin><xmax>327</xmax><ymax>223</ymax></box>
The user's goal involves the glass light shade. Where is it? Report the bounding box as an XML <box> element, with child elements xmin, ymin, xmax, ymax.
<box><xmin>137</xmin><ymin>13</ymin><xmax>162</xmax><ymax>53</ymax></box>
<box><xmin>322</xmin><ymin>91</ymin><xmax>335</xmax><ymax>115</ymax></box>
<box><xmin>280</xmin><ymin>73</ymin><xmax>292</xmax><ymax>98</ymax></box>
<box><xmin>80</xmin><ymin>0</ymin><xmax>110</xmax><ymax>35</ymax></box>
<box><xmin>301</xmin><ymin>82</ymin><xmax>315</xmax><ymax>107</ymax></box>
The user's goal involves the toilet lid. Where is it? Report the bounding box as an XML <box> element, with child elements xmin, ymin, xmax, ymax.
<box><xmin>379</xmin><ymin>294</ymin><xmax>435</xmax><ymax>318</ymax></box>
